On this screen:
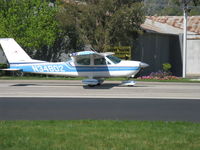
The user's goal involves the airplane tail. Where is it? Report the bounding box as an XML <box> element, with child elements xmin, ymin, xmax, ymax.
<box><xmin>0</xmin><ymin>38</ymin><xmax>33</xmax><ymax>64</ymax></box>
<box><xmin>0</xmin><ymin>38</ymin><xmax>44</xmax><ymax>66</ymax></box>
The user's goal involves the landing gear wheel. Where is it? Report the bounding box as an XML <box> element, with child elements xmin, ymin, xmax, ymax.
<box><xmin>96</xmin><ymin>79</ymin><xmax>104</xmax><ymax>86</ymax></box>
<box><xmin>88</xmin><ymin>84</ymin><xmax>96</xmax><ymax>87</ymax></box>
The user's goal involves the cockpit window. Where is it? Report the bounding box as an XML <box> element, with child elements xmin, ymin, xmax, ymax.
<box><xmin>106</xmin><ymin>55</ymin><xmax>121</xmax><ymax>64</ymax></box>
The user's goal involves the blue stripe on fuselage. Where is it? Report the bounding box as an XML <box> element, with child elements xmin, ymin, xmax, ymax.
<box><xmin>9</xmin><ymin>62</ymin><xmax>140</xmax><ymax>73</ymax></box>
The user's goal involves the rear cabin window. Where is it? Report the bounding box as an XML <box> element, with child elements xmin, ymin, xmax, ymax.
<box><xmin>94</xmin><ymin>57</ymin><xmax>106</xmax><ymax>65</ymax></box>
<box><xmin>76</xmin><ymin>56</ymin><xmax>90</xmax><ymax>65</ymax></box>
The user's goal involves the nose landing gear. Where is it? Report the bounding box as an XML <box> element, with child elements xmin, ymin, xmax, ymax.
<box><xmin>120</xmin><ymin>80</ymin><xmax>136</xmax><ymax>86</ymax></box>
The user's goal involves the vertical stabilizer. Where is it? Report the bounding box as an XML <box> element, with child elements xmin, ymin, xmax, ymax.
<box><xmin>0</xmin><ymin>38</ymin><xmax>32</xmax><ymax>63</ymax></box>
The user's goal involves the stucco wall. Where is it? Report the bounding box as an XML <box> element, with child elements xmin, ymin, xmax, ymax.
<box><xmin>187</xmin><ymin>35</ymin><xmax>200</xmax><ymax>78</ymax></box>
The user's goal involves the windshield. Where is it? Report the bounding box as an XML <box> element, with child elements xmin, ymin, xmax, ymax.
<box><xmin>106</xmin><ymin>55</ymin><xmax>121</xmax><ymax>64</ymax></box>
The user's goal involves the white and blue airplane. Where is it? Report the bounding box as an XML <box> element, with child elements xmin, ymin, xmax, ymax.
<box><xmin>0</xmin><ymin>38</ymin><xmax>148</xmax><ymax>86</ymax></box>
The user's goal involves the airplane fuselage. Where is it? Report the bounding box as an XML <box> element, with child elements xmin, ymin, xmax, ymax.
<box><xmin>9</xmin><ymin>60</ymin><xmax>141</xmax><ymax>78</ymax></box>
<box><xmin>0</xmin><ymin>38</ymin><xmax>149</xmax><ymax>86</ymax></box>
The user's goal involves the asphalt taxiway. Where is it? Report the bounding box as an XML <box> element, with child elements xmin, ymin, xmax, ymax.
<box><xmin>0</xmin><ymin>80</ymin><xmax>200</xmax><ymax>99</ymax></box>
<box><xmin>0</xmin><ymin>80</ymin><xmax>200</xmax><ymax>121</ymax></box>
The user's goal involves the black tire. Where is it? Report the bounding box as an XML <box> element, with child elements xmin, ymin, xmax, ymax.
<box><xmin>88</xmin><ymin>84</ymin><xmax>96</xmax><ymax>87</ymax></box>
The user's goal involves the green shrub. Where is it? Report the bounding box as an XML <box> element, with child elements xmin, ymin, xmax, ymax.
<box><xmin>162</xmin><ymin>63</ymin><xmax>172</xmax><ymax>72</ymax></box>
<box><xmin>0</xmin><ymin>63</ymin><xmax>7</xmax><ymax>69</ymax></box>
<box><xmin>0</xmin><ymin>63</ymin><xmax>8</xmax><ymax>76</ymax></box>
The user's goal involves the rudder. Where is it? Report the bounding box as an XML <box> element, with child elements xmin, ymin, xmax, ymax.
<box><xmin>0</xmin><ymin>38</ymin><xmax>32</xmax><ymax>63</ymax></box>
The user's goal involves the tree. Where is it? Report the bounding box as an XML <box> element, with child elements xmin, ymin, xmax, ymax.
<box><xmin>57</xmin><ymin>0</ymin><xmax>145</xmax><ymax>51</ymax></box>
<box><xmin>0</xmin><ymin>0</ymin><xmax>60</xmax><ymax>60</ymax></box>
<box><xmin>143</xmin><ymin>0</ymin><xmax>200</xmax><ymax>16</ymax></box>
<box><xmin>108</xmin><ymin>2</ymin><xmax>144</xmax><ymax>46</ymax></box>
<box><xmin>56</xmin><ymin>1</ymin><xmax>84</xmax><ymax>54</ymax></box>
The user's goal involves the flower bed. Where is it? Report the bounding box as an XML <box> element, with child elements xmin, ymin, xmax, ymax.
<box><xmin>137</xmin><ymin>71</ymin><xmax>180</xmax><ymax>80</ymax></box>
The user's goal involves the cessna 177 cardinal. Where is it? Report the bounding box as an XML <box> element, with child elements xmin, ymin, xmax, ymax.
<box><xmin>0</xmin><ymin>38</ymin><xmax>148</xmax><ymax>86</ymax></box>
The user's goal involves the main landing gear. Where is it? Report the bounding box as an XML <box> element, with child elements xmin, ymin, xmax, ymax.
<box><xmin>82</xmin><ymin>78</ymin><xmax>136</xmax><ymax>87</ymax></box>
<box><xmin>82</xmin><ymin>78</ymin><xmax>104</xmax><ymax>87</ymax></box>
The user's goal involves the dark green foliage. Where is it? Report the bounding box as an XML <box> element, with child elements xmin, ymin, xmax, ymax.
<box><xmin>57</xmin><ymin>0</ymin><xmax>145</xmax><ymax>51</ymax></box>
<box><xmin>0</xmin><ymin>63</ymin><xmax>7</xmax><ymax>76</ymax></box>
<box><xmin>143</xmin><ymin>0</ymin><xmax>200</xmax><ymax>16</ymax></box>
<box><xmin>0</xmin><ymin>0</ymin><xmax>145</xmax><ymax>60</ymax></box>
<box><xmin>0</xmin><ymin>63</ymin><xmax>7</xmax><ymax>69</ymax></box>
<box><xmin>55</xmin><ymin>1</ymin><xmax>85</xmax><ymax>53</ymax></box>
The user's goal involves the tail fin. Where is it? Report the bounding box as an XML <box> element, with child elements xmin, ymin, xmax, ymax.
<box><xmin>0</xmin><ymin>38</ymin><xmax>32</xmax><ymax>64</ymax></box>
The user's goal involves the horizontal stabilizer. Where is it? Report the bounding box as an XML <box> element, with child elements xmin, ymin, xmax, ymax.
<box><xmin>0</xmin><ymin>68</ymin><xmax>21</xmax><ymax>71</ymax></box>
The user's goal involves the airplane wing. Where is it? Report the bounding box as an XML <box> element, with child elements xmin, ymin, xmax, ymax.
<box><xmin>70</xmin><ymin>51</ymin><xmax>114</xmax><ymax>57</ymax></box>
<box><xmin>70</xmin><ymin>51</ymin><xmax>97</xmax><ymax>57</ymax></box>
<box><xmin>70</xmin><ymin>51</ymin><xmax>113</xmax><ymax>66</ymax></box>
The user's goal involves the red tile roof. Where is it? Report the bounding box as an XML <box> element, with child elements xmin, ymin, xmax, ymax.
<box><xmin>144</xmin><ymin>16</ymin><xmax>200</xmax><ymax>34</ymax></box>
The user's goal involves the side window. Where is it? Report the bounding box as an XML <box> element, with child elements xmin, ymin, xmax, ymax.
<box><xmin>76</xmin><ymin>56</ymin><xmax>90</xmax><ymax>65</ymax></box>
<box><xmin>94</xmin><ymin>57</ymin><xmax>106</xmax><ymax>65</ymax></box>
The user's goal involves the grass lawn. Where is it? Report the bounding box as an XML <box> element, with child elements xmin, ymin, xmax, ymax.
<box><xmin>0</xmin><ymin>120</ymin><xmax>200</xmax><ymax>150</ymax></box>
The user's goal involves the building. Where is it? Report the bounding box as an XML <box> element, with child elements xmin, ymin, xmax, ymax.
<box><xmin>0</xmin><ymin>48</ymin><xmax>7</xmax><ymax>64</ymax></box>
<box><xmin>135</xmin><ymin>16</ymin><xmax>200</xmax><ymax>78</ymax></box>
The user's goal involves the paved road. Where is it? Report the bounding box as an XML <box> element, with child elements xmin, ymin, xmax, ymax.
<box><xmin>0</xmin><ymin>80</ymin><xmax>200</xmax><ymax>121</ymax></box>
<box><xmin>0</xmin><ymin>80</ymin><xmax>200</xmax><ymax>99</ymax></box>
<box><xmin>0</xmin><ymin>97</ymin><xmax>200</xmax><ymax>122</ymax></box>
